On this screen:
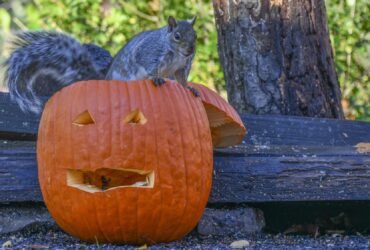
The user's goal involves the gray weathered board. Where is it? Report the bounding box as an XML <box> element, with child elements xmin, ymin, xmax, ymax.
<box><xmin>0</xmin><ymin>92</ymin><xmax>369</xmax><ymax>203</ymax></box>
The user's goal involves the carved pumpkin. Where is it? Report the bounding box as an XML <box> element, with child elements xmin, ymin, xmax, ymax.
<box><xmin>37</xmin><ymin>80</ymin><xmax>213</xmax><ymax>244</ymax></box>
<box><xmin>189</xmin><ymin>83</ymin><xmax>246</xmax><ymax>147</ymax></box>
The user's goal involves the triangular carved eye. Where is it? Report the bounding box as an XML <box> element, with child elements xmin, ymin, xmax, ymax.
<box><xmin>123</xmin><ymin>109</ymin><xmax>147</xmax><ymax>125</ymax></box>
<box><xmin>73</xmin><ymin>110</ymin><xmax>95</xmax><ymax>126</ymax></box>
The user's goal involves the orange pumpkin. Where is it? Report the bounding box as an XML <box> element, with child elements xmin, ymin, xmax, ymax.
<box><xmin>37</xmin><ymin>80</ymin><xmax>213</xmax><ymax>244</ymax></box>
<box><xmin>189</xmin><ymin>83</ymin><xmax>246</xmax><ymax>147</ymax></box>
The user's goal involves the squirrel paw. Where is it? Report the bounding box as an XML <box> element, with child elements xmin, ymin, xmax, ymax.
<box><xmin>152</xmin><ymin>77</ymin><xmax>166</xmax><ymax>86</ymax></box>
<box><xmin>187</xmin><ymin>86</ymin><xmax>200</xmax><ymax>97</ymax></box>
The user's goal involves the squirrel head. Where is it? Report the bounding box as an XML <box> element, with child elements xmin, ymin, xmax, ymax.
<box><xmin>167</xmin><ymin>16</ymin><xmax>197</xmax><ymax>57</ymax></box>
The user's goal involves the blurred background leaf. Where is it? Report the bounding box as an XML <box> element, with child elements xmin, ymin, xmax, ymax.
<box><xmin>0</xmin><ymin>0</ymin><xmax>368</xmax><ymax>120</ymax></box>
<box><xmin>326</xmin><ymin>0</ymin><xmax>369</xmax><ymax>121</ymax></box>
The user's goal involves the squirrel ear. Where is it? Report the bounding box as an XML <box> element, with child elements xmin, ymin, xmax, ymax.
<box><xmin>168</xmin><ymin>16</ymin><xmax>177</xmax><ymax>32</ymax></box>
<box><xmin>188</xmin><ymin>16</ymin><xmax>197</xmax><ymax>26</ymax></box>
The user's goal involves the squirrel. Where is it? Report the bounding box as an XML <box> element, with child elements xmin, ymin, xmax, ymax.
<box><xmin>3</xmin><ymin>31</ymin><xmax>112</xmax><ymax>114</ymax></box>
<box><xmin>106</xmin><ymin>16</ymin><xmax>198</xmax><ymax>96</ymax></box>
<box><xmin>3</xmin><ymin>16</ymin><xmax>198</xmax><ymax>114</ymax></box>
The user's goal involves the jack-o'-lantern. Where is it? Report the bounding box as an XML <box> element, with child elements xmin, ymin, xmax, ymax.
<box><xmin>37</xmin><ymin>80</ymin><xmax>213</xmax><ymax>244</ymax></box>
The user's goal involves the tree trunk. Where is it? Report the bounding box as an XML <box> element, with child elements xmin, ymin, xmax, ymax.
<box><xmin>213</xmin><ymin>0</ymin><xmax>344</xmax><ymax>118</ymax></box>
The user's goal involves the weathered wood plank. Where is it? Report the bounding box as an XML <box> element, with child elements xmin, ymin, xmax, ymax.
<box><xmin>1</xmin><ymin>92</ymin><xmax>369</xmax><ymax>145</ymax></box>
<box><xmin>0</xmin><ymin>92</ymin><xmax>39</xmax><ymax>140</ymax></box>
<box><xmin>241</xmin><ymin>114</ymin><xmax>370</xmax><ymax>146</ymax></box>
<box><xmin>1</xmin><ymin>92</ymin><xmax>369</xmax><ymax>202</ymax></box>
<box><xmin>1</xmin><ymin>141</ymin><xmax>369</xmax><ymax>203</ymax></box>
<box><xmin>211</xmin><ymin>150</ymin><xmax>370</xmax><ymax>203</ymax></box>
<box><xmin>0</xmin><ymin>141</ymin><xmax>40</xmax><ymax>202</ymax></box>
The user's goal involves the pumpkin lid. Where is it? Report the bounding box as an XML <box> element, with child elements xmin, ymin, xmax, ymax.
<box><xmin>190</xmin><ymin>83</ymin><xmax>246</xmax><ymax>148</ymax></box>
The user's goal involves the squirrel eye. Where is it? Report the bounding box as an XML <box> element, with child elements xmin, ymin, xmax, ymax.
<box><xmin>174</xmin><ymin>32</ymin><xmax>181</xmax><ymax>41</ymax></box>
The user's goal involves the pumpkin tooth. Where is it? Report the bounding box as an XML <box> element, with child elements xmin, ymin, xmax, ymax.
<box><xmin>66</xmin><ymin>168</ymin><xmax>154</xmax><ymax>192</ymax></box>
<box><xmin>123</xmin><ymin>109</ymin><xmax>147</xmax><ymax>124</ymax></box>
<box><xmin>132</xmin><ymin>181</ymin><xmax>148</xmax><ymax>187</ymax></box>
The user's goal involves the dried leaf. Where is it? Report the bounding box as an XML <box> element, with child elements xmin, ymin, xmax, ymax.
<box><xmin>284</xmin><ymin>224</ymin><xmax>320</xmax><ymax>237</ymax></box>
<box><xmin>24</xmin><ymin>245</ymin><xmax>49</xmax><ymax>249</ymax></box>
<box><xmin>136</xmin><ymin>244</ymin><xmax>148</xmax><ymax>250</ymax></box>
<box><xmin>355</xmin><ymin>143</ymin><xmax>370</xmax><ymax>153</ymax></box>
<box><xmin>2</xmin><ymin>240</ymin><xmax>12</xmax><ymax>248</ymax></box>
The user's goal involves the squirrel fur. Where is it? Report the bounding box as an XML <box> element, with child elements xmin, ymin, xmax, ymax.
<box><xmin>3</xmin><ymin>16</ymin><xmax>197</xmax><ymax>114</ymax></box>
<box><xmin>3</xmin><ymin>31</ymin><xmax>112</xmax><ymax>114</ymax></box>
<box><xmin>106</xmin><ymin>16</ymin><xmax>197</xmax><ymax>93</ymax></box>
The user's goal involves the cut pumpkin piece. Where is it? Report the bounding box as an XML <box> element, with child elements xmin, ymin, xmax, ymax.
<box><xmin>189</xmin><ymin>82</ymin><xmax>247</xmax><ymax>147</ymax></box>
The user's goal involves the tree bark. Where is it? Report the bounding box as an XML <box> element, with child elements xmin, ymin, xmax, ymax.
<box><xmin>213</xmin><ymin>0</ymin><xmax>344</xmax><ymax>118</ymax></box>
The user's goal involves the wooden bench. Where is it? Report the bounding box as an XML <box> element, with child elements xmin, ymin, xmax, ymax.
<box><xmin>0</xmin><ymin>92</ymin><xmax>369</xmax><ymax>204</ymax></box>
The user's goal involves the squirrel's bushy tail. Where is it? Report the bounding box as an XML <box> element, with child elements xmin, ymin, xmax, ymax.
<box><xmin>3</xmin><ymin>31</ymin><xmax>108</xmax><ymax>114</ymax></box>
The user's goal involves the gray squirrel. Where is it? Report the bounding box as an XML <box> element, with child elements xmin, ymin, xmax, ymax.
<box><xmin>3</xmin><ymin>16</ymin><xmax>197</xmax><ymax>114</ymax></box>
<box><xmin>106</xmin><ymin>16</ymin><xmax>198</xmax><ymax>95</ymax></box>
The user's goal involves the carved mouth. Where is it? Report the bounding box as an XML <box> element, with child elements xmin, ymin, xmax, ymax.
<box><xmin>66</xmin><ymin>168</ymin><xmax>155</xmax><ymax>193</ymax></box>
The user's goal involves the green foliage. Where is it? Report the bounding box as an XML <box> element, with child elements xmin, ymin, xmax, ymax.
<box><xmin>24</xmin><ymin>0</ymin><xmax>224</xmax><ymax>91</ymax></box>
<box><xmin>0</xmin><ymin>0</ymin><xmax>369</xmax><ymax>120</ymax></box>
<box><xmin>0</xmin><ymin>1</ymin><xmax>28</xmax><ymax>60</ymax></box>
<box><xmin>326</xmin><ymin>0</ymin><xmax>370</xmax><ymax>121</ymax></box>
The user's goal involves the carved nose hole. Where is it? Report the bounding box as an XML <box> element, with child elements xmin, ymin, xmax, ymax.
<box><xmin>123</xmin><ymin>109</ymin><xmax>147</xmax><ymax>125</ymax></box>
<box><xmin>72</xmin><ymin>110</ymin><xmax>95</xmax><ymax>126</ymax></box>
